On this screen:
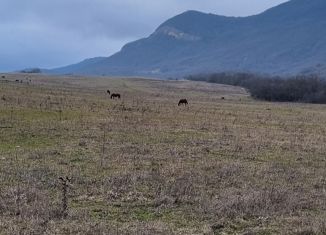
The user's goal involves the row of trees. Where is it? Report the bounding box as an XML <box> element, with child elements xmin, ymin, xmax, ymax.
<box><xmin>186</xmin><ymin>72</ymin><xmax>326</xmax><ymax>104</ymax></box>
<box><xmin>20</xmin><ymin>68</ymin><xmax>41</xmax><ymax>73</ymax></box>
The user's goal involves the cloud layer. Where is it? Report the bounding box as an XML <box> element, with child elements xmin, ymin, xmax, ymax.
<box><xmin>0</xmin><ymin>0</ymin><xmax>287</xmax><ymax>71</ymax></box>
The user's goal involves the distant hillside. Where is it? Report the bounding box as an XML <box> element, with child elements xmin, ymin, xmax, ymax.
<box><xmin>50</xmin><ymin>0</ymin><xmax>326</xmax><ymax>78</ymax></box>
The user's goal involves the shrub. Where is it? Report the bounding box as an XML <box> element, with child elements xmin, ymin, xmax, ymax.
<box><xmin>186</xmin><ymin>73</ymin><xmax>326</xmax><ymax>104</ymax></box>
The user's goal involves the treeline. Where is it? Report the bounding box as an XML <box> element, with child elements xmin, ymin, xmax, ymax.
<box><xmin>186</xmin><ymin>72</ymin><xmax>326</xmax><ymax>104</ymax></box>
<box><xmin>20</xmin><ymin>68</ymin><xmax>42</xmax><ymax>74</ymax></box>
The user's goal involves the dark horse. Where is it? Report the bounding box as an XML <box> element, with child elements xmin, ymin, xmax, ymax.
<box><xmin>111</xmin><ymin>93</ymin><xmax>121</xmax><ymax>99</ymax></box>
<box><xmin>107</xmin><ymin>90</ymin><xmax>110</xmax><ymax>94</ymax></box>
<box><xmin>178</xmin><ymin>99</ymin><xmax>188</xmax><ymax>106</ymax></box>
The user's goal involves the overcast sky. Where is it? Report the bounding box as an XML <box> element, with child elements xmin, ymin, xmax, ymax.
<box><xmin>0</xmin><ymin>0</ymin><xmax>288</xmax><ymax>72</ymax></box>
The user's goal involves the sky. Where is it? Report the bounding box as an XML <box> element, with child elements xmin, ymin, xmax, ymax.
<box><xmin>0</xmin><ymin>0</ymin><xmax>288</xmax><ymax>72</ymax></box>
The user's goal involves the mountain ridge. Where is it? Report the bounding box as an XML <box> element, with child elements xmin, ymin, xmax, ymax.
<box><xmin>49</xmin><ymin>0</ymin><xmax>326</xmax><ymax>78</ymax></box>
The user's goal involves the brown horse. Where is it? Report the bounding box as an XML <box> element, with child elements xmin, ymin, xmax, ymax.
<box><xmin>111</xmin><ymin>93</ymin><xmax>121</xmax><ymax>99</ymax></box>
<box><xmin>178</xmin><ymin>99</ymin><xmax>188</xmax><ymax>106</ymax></box>
<box><xmin>107</xmin><ymin>90</ymin><xmax>110</xmax><ymax>94</ymax></box>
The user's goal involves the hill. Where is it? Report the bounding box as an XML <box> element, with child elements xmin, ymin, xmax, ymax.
<box><xmin>50</xmin><ymin>0</ymin><xmax>326</xmax><ymax>78</ymax></box>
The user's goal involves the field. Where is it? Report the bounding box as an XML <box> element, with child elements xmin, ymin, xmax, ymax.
<box><xmin>0</xmin><ymin>73</ymin><xmax>325</xmax><ymax>235</ymax></box>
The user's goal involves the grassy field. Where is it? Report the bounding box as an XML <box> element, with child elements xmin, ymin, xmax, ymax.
<box><xmin>0</xmin><ymin>73</ymin><xmax>325</xmax><ymax>235</ymax></box>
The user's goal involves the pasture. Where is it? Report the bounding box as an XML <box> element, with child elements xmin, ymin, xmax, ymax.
<box><xmin>0</xmin><ymin>73</ymin><xmax>325</xmax><ymax>234</ymax></box>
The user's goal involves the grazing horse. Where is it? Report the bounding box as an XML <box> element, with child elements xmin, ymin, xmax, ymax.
<box><xmin>178</xmin><ymin>99</ymin><xmax>188</xmax><ymax>106</ymax></box>
<box><xmin>107</xmin><ymin>90</ymin><xmax>110</xmax><ymax>94</ymax></box>
<box><xmin>111</xmin><ymin>93</ymin><xmax>121</xmax><ymax>99</ymax></box>
<box><xmin>221</xmin><ymin>97</ymin><xmax>225</xmax><ymax>100</ymax></box>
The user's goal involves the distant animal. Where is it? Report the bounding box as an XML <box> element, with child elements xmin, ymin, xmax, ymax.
<box><xmin>107</xmin><ymin>90</ymin><xmax>110</xmax><ymax>94</ymax></box>
<box><xmin>178</xmin><ymin>99</ymin><xmax>188</xmax><ymax>106</ymax></box>
<box><xmin>111</xmin><ymin>93</ymin><xmax>121</xmax><ymax>99</ymax></box>
<box><xmin>221</xmin><ymin>97</ymin><xmax>225</xmax><ymax>100</ymax></box>
<box><xmin>15</xmin><ymin>79</ymin><xmax>19</xmax><ymax>82</ymax></box>
<box><xmin>1</xmin><ymin>76</ymin><xmax>5</xmax><ymax>79</ymax></box>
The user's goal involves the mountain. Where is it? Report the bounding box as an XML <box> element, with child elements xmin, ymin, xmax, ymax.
<box><xmin>50</xmin><ymin>0</ymin><xmax>326</xmax><ymax>78</ymax></box>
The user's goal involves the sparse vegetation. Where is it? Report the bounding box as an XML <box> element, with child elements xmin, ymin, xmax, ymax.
<box><xmin>186</xmin><ymin>72</ymin><xmax>326</xmax><ymax>104</ymax></box>
<box><xmin>0</xmin><ymin>74</ymin><xmax>325</xmax><ymax>234</ymax></box>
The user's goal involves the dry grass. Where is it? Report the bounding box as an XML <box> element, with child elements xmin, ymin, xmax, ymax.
<box><xmin>0</xmin><ymin>73</ymin><xmax>325</xmax><ymax>235</ymax></box>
